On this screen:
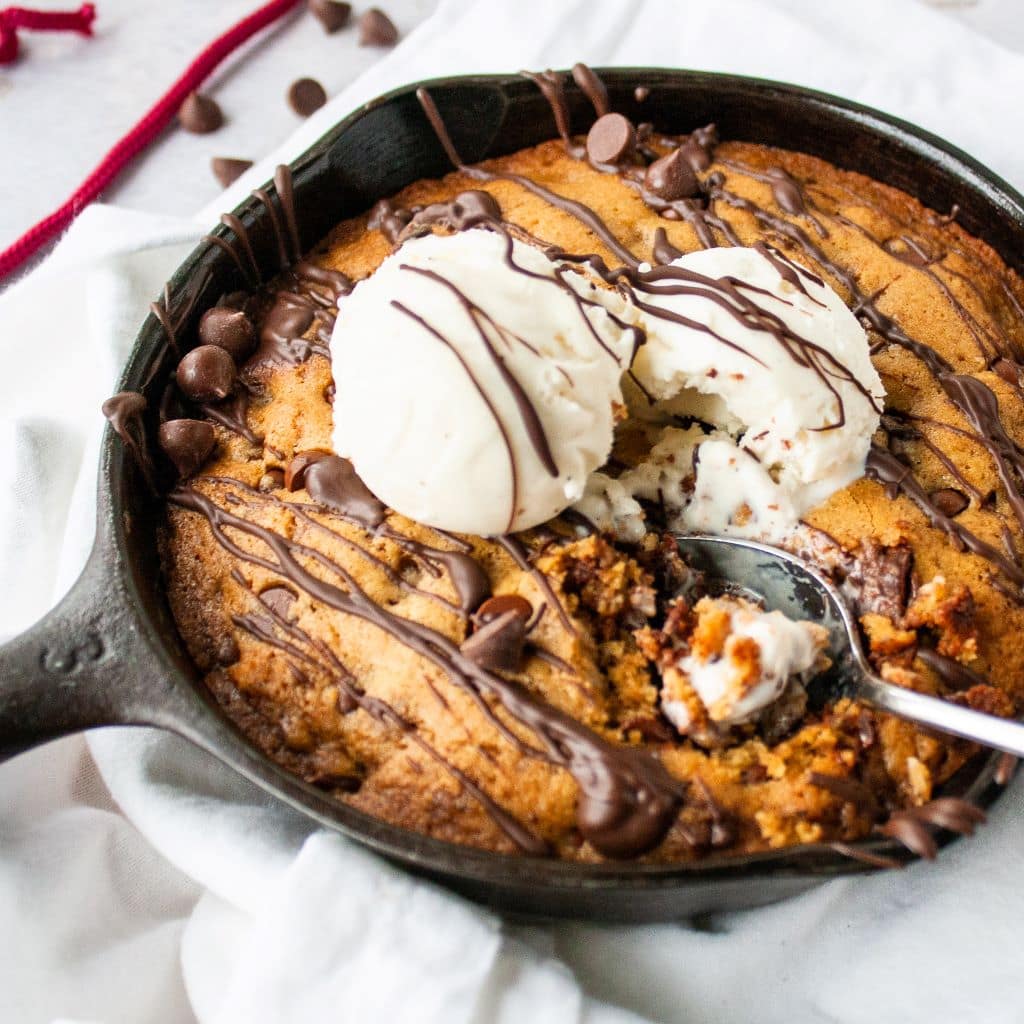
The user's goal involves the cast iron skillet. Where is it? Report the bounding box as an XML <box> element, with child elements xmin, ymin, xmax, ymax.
<box><xmin>0</xmin><ymin>70</ymin><xmax>1019</xmax><ymax>922</ymax></box>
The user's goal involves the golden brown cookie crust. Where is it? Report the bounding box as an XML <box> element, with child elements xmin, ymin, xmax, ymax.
<box><xmin>162</xmin><ymin>124</ymin><xmax>1024</xmax><ymax>861</ymax></box>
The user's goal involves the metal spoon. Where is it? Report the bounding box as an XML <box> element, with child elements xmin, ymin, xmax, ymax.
<box><xmin>675</xmin><ymin>534</ymin><xmax>1024</xmax><ymax>757</ymax></box>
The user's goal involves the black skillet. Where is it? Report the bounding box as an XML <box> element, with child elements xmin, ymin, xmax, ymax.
<box><xmin>0</xmin><ymin>70</ymin><xmax>1019</xmax><ymax>922</ymax></box>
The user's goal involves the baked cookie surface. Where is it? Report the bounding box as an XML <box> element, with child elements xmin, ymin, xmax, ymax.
<box><xmin>156</xmin><ymin>81</ymin><xmax>1024</xmax><ymax>862</ymax></box>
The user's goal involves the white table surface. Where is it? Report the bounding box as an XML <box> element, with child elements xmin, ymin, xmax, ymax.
<box><xmin>2</xmin><ymin>3</ymin><xmax>1024</xmax><ymax>1023</ymax></box>
<box><xmin>0</xmin><ymin>0</ymin><xmax>1022</xmax><ymax>291</ymax></box>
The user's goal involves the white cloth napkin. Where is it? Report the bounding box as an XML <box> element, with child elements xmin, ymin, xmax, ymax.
<box><xmin>4</xmin><ymin>1</ymin><xmax>1024</xmax><ymax>1021</ymax></box>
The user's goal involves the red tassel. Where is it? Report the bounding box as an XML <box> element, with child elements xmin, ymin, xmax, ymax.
<box><xmin>0</xmin><ymin>0</ymin><xmax>304</xmax><ymax>282</ymax></box>
<box><xmin>0</xmin><ymin>4</ymin><xmax>96</xmax><ymax>65</ymax></box>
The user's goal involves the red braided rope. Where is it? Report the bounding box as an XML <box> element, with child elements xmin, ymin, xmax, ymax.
<box><xmin>1</xmin><ymin>3</ymin><xmax>96</xmax><ymax>34</ymax></box>
<box><xmin>0</xmin><ymin>0</ymin><xmax>304</xmax><ymax>283</ymax></box>
<box><xmin>0</xmin><ymin>3</ymin><xmax>96</xmax><ymax>64</ymax></box>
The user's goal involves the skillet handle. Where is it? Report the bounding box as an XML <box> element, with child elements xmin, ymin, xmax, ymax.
<box><xmin>0</xmin><ymin>541</ymin><xmax>187</xmax><ymax>761</ymax></box>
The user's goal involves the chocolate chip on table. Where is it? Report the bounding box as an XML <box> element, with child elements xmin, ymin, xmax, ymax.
<box><xmin>158</xmin><ymin>419</ymin><xmax>216</xmax><ymax>477</ymax></box>
<box><xmin>358</xmin><ymin>7</ymin><xmax>398</xmax><ymax>46</ymax></box>
<box><xmin>211</xmin><ymin>157</ymin><xmax>253</xmax><ymax>188</ymax></box>
<box><xmin>308</xmin><ymin>0</ymin><xmax>351</xmax><ymax>32</ymax></box>
<box><xmin>179</xmin><ymin>91</ymin><xmax>224</xmax><ymax>134</ymax></box>
<box><xmin>461</xmin><ymin>610</ymin><xmax>529</xmax><ymax>673</ymax></box>
<box><xmin>586</xmin><ymin>112</ymin><xmax>636</xmax><ymax>165</ymax></box>
<box><xmin>176</xmin><ymin>345</ymin><xmax>237</xmax><ymax>403</ymax></box>
<box><xmin>287</xmin><ymin>77</ymin><xmax>328</xmax><ymax>117</ymax></box>
<box><xmin>643</xmin><ymin>147</ymin><xmax>699</xmax><ymax>201</ymax></box>
<box><xmin>929</xmin><ymin>487</ymin><xmax>970</xmax><ymax>518</ymax></box>
<box><xmin>198</xmin><ymin>306</ymin><xmax>256</xmax><ymax>360</ymax></box>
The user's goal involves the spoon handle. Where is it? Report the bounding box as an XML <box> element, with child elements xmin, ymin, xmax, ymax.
<box><xmin>852</xmin><ymin>673</ymin><xmax>1024</xmax><ymax>758</ymax></box>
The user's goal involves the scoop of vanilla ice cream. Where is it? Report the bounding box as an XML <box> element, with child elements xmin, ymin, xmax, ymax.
<box><xmin>661</xmin><ymin>596</ymin><xmax>828</xmax><ymax>731</ymax></box>
<box><xmin>331</xmin><ymin>230</ymin><xmax>637</xmax><ymax>535</ymax></box>
<box><xmin>579</xmin><ymin>246</ymin><xmax>884</xmax><ymax>541</ymax></box>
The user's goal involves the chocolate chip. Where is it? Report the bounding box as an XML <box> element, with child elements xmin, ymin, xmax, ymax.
<box><xmin>358</xmin><ymin>7</ymin><xmax>398</xmax><ymax>46</ymax></box>
<box><xmin>259</xmin><ymin>468</ymin><xmax>285</xmax><ymax>492</ymax></box>
<box><xmin>176</xmin><ymin>345</ymin><xmax>237</xmax><ymax>403</ymax></box>
<box><xmin>766</xmin><ymin>167</ymin><xmax>804</xmax><ymax>215</ymax></box>
<box><xmin>179</xmin><ymin>91</ymin><xmax>223</xmax><ymax>134</ymax></box>
<box><xmin>310</xmin><ymin>772</ymin><xmax>361</xmax><ymax>792</ymax></box>
<box><xmin>679</xmin><ymin>138</ymin><xmax>713</xmax><ymax>172</ymax></box>
<box><xmin>308</xmin><ymin>0</ymin><xmax>351</xmax><ymax>32</ymax></box>
<box><xmin>211</xmin><ymin>157</ymin><xmax>253</xmax><ymax>188</ymax></box>
<box><xmin>644</xmin><ymin>147</ymin><xmax>699</xmax><ymax>202</ymax></box>
<box><xmin>586</xmin><ymin>113</ymin><xmax>636</xmax><ymax>165</ymax></box>
<box><xmin>474</xmin><ymin>594</ymin><xmax>532</xmax><ymax>628</ymax></box>
<box><xmin>622</xmin><ymin>714</ymin><xmax>674</xmax><ymax>743</ymax></box>
<box><xmin>847</xmin><ymin>540</ymin><xmax>913</xmax><ymax>621</ymax></box>
<box><xmin>215</xmin><ymin>634</ymin><xmax>240</xmax><ymax>666</ymax></box>
<box><xmin>260</xmin><ymin>584</ymin><xmax>298</xmax><ymax>619</ymax></box>
<box><xmin>285</xmin><ymin>449</ymin><xmax>332</xmax><ymax>491</ymax></box>
<box><xmin>288</xmin><ymin>77</ymin><xmax>327</xmax><ymax>117</ymax></box>
<box><xmin>929</xmin><ymin>487</ymin><xmax>970</xmax><ymax>518</ymax></box>
<box><xmin>634</xmin><ymin>86</ymin><xmax>650</xmax><ymax>103</ymax></box>
<box><xmin>460</xmin><ymin>610</ymin><xmax>528</xmax><ymax>673</ymax></box>
<box><xmin>101</xmin><ymin>391</ymin><xmax>146</xmax><ymax>431</ymax></box>
<box><xmin>304</xmin><ymin>455</ymin><xmax>386</xmax><ymax>528</ymax></box>
<box><xmin>199</xmin><ymin>306</ymin><xmax>256</xmax><ymax>360</ymax></box>
<box><xmin>158</xmin><ymin>419</ymin><xmax>216</xmax><ymax>477</ymax></box>
<box><xmin>992</xmin><ymin>357</ymin><xmax>1020</xmax><ymax>385</ymax></box>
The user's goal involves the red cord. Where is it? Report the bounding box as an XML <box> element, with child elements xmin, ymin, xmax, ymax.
<box><xmin>0</xmin><ymin>4</ymin><xmax>96</xmax><ymax>65</ymax></box>
<box><xmin>0</xmin><ymin>0</ymin><xmax>304</xmax><ymax>282</ymax></box>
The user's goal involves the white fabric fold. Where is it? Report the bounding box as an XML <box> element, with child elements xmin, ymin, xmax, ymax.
<box><xmin>3</xmin><ymin>1</ymin><xmax>1024</xmax><ymax>1022</ymax></box>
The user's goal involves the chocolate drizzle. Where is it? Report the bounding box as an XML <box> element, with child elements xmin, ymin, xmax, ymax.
<box><xmin>102</xmin><ymin>391</ymin><xmax>156</xmax><ymax>488</ymax></box>
<box><xmin>876</xmin><ymin>797</ymin><xmax>986</xmax><ymax>860</ymax></box>
<box><xmin>113</xmin><ymin>64</ymin><xmax>1024</xmax><ymax>865</ymax></box>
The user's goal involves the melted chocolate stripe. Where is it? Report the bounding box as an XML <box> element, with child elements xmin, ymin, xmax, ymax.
<box><xmin>497</xmin><ymin>534</ymin><xmax>577</xmax><ymax>635</ymax></box>
<box><xmin>400</xmin><ymin>263</ymin><xmax>560</xmax><ymax>478</ymax></box>
<box><xmin>252</xmin><ymin>187</ymin><xmax>290</xmax><ymax>270</ymax></box>
<box><xmin>571</xmin><ymin>63</ymin><xmax>610</xmax><ymax>118</ymax></box>
<box><xmin>219</xmin><ymin>213</ymin><xmax>261</xmax><ymax>283</ymax></box>
<box><xmin>521</xmin><ymin>69</ymin><xmax>573</xmax><ymax>146</ymax></box>
<box><xmin>274</xmin><ymin>164</ymin><xmax>302</xmax><ymax>263</ymax></box>
<box><xmin>467</xmin><ymin>166</ymin><xmax>640</xmax><ymax>267</ymax></box>
<box><xmin>203</xmin><ymin>233</ymin><xmax>257</xmax><ymax>288</ymax></box>
<box><xmin>416</xmin><ymin>87</ymin><xmax>465</xmax><ymax>168</ymax></box>
<box><xmin>149</xmin><ymin>298</ymin><xmax>179</xmax><ymax>356</ymax></box>
<box><xmin>939</xmin><ymin>374</ymin><xmax>1024</xmax><ymax>535</ymax></box>
<box><xmin>834</xmin><ymin>212</ymin><xmax>999</xmax><ymax>362</ymax></box>
<box><xmin>866</xmin><ymin>445</ymin><xmax>1024</xmax><ymax>589</ymax></box>
<box><xmin>391</xmin><ymin>299</ymin><xmax>520</xmax><ymax>532</ymax></box>
<box><xmin>882</xmin><ymin>413</ymin><xmax>985</xmax><ymax>504</ymax></box>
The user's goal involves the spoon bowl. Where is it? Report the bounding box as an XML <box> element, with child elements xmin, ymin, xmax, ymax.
<box><xmin>676</xmin><ymin>535</ymin><xmax>1024</xmax><ymax>757</ymax></box>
